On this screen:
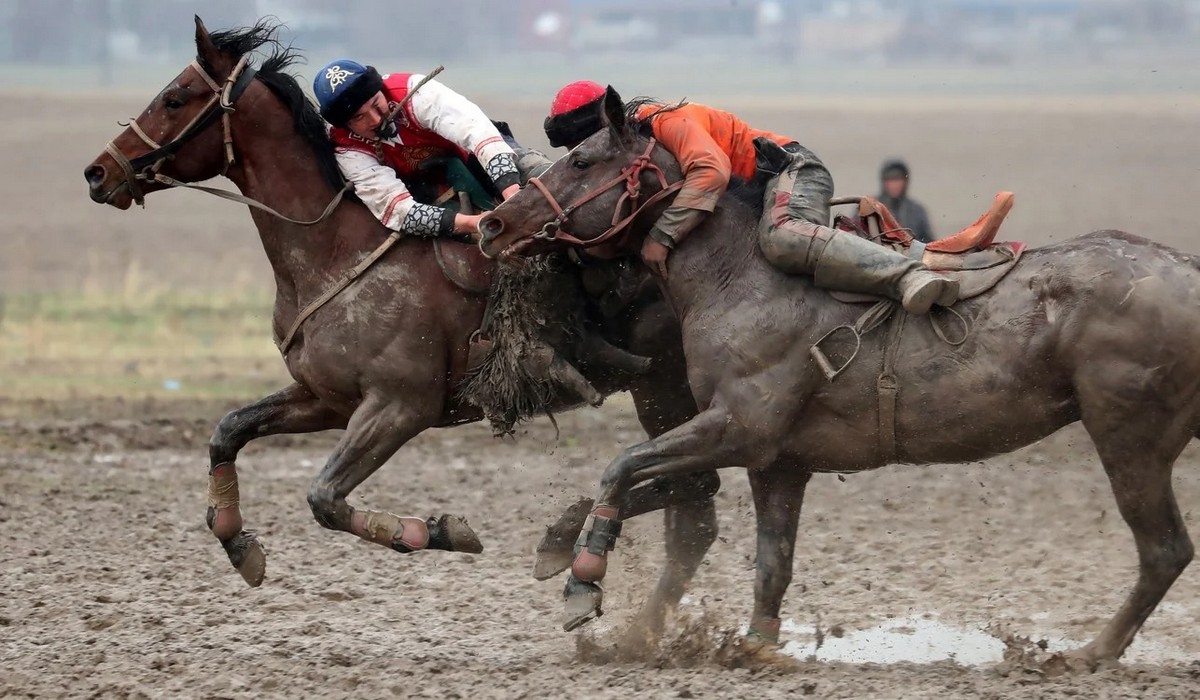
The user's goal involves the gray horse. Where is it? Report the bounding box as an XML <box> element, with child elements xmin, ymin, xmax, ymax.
<box><xmin>479</xmin><ymin>89</ymin><xmax>1199</xmax><ymax>669</ymax></box>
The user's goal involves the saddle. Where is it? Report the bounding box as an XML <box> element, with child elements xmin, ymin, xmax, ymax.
<box><xmin>808</xmin><ymin>192</ymin><xmax>1024</xmax><ymax>381</ymax></box>
<box><xmin>831</xmin><ymin>191</ymin><xmax>1024</xmax><ymax>302</ymax></box>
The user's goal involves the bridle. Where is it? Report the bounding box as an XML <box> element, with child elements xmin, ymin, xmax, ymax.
<box><xmin>105</xmin><ymin>54</ymin><xmax>255</xmax><ymax>206</ymax></box>
<box><xmin>102</xmin><ymin>54</ymin><xmax>350</xmax><ymax>225</ymax></box>
<box><xmin>525</xmin><ymin>138</ymin><xmax>683</xmax><ymax>250</ymax></box>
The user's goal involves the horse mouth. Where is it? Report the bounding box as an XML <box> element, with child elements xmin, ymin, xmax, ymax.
<box><xmin>498</xmin><ymin>236</ymin><xmax>539</xmax><ymax>260</ymax></box>
<box><xmin>91</xmin><ymin>182</ymin><xmax>133</xmax><ymax>210</ymax></box>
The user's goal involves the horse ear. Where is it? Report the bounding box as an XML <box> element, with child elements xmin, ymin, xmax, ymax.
<box><xmin>600</xmin><ymin>85</ymin><xmax>630</xmax><ymax>141</ymax></box>
<box><xmin>194</xmin><ymin>16</ymin><xmax>221</xmax><ymax>71</ymax></box>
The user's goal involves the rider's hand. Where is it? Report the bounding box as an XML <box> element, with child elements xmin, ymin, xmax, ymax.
<box><xmin>454</xmin><ymin>213</ymin><xmax>486</xmax><ymax>241</ymax></box>
<box><xmin>501</xmin><ymin>184</ymin><xmax>520</xmax><ymax>201</ymax></box>
<box><xmin>641</xmin><ymin>237</ymin><xmax>671</xmax><ymax>280</ymax></box>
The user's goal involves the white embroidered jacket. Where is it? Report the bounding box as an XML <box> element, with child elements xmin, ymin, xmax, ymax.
<box><xmin>329</xmin><ymin>73</ymin><xmax>519</xmax><ymax>236</ymax></box>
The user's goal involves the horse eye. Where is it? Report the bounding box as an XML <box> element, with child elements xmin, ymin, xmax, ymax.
<box><xmin>572</xmin><ymin>159</ymin><xmax>590</xmax><ymax>170</ymax></box>
<box><xmin>165</xmin><ymin>97</ymin><xmax>184</xmax><ymax>110</ymax></box>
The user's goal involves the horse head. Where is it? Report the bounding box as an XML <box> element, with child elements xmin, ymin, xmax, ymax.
<box><xmin>479</xmin><ymin>87</ymin><xmax>681</xmax><ymax>260</ymax></box>
<box><xmin>83</xmin><ymin>16</ymin><xmax>267</xmax><ymax>209</ymax></box>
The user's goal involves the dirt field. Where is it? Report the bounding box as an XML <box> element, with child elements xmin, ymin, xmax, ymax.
<box><xmin>3</xmin><ymin>90</ymin><xmax>1200</xmax><ymax>698</ymax></box>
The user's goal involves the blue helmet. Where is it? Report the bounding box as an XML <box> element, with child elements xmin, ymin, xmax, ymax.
<box><xmin>312</xmin><ymin>59</ymin><xmax>384</xmax><ymax>127</ymax></box>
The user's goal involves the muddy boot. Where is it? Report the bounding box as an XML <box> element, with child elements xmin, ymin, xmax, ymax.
<box><xmin>813</xmin><ymin>230</ymin><xmax>959</xmax><ymax>314</ymax></box>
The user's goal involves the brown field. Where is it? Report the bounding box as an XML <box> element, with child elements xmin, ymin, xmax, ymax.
<box><xmin>2</xmin><ymin>91</ymin><xmax>1200</xmax><ymax>698</ymax></box>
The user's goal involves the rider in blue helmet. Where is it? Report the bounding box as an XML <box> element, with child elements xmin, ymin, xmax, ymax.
<box><xmin>313</xmin><ymin>60</ymin><xmax>540</xmax><ymax>239</ymax></box>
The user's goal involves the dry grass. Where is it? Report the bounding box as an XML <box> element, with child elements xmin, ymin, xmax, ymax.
<box><xmin>0</xmin><ymin>268</ymin><xmax>287</xmax><ymax>401</ymax></box>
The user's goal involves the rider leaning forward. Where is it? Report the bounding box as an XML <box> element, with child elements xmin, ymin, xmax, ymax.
<box><xmin>313</xmin><ymin>60</ymin><xmax>530</xmax><ymax>239</ymax></box>
<box><xmin>542</xmin><ymin>81</ymin><xmax>958</xmax><ymax>314</ymax></box>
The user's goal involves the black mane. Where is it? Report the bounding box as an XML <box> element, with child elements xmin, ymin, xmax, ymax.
<box><xmin>624</xmin><ymin>96</ymin><xmax>687</xmax><ymax>130</ymax></box>
<box><xmin>204</xmin><ymin>19</ymin><xmax>344</xmax><ymax>192</ymax></box>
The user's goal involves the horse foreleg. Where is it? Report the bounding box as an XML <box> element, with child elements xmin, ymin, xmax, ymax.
<box><xmin>207</xmin><ymin>383</ymin><xmax>345</xmax><ymax>587</ymax></box>
<box><xmin>562</xmin><ymin>407</ymin><xmax>749</xmax><ymax>630</ymax></box>
<box><xmin>746</xmin><ymin>467</ymin><xmax>811</xmax><ymax>645</ymax></box>
<box><xmin>305</xmin><ymin>397</ymin><xmax>483</xmax><ymax>555</ymax></box>
<box><xmin>577</xmin><ymin>331</ymin><xmax>653</xmax><ymax>375</ymax></box>
<box><xmin>532</xmin><ymin>472</ymin><xmax>720</xmax><ymax>580</ymax></box>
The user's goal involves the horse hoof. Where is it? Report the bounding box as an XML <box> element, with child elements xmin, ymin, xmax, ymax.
<box><xmin>533</xmin><ymin>547</ymin><xmax>575</xmax><ymax>581</ymax></box>
<box><xmin>629</xmin><ymin>356</ymin><xmax>653</xmax><ymax>375</ymax></box>
<box><xmin>731</xmin><ymin>635</ymin><xmax>802</xmax><ymax>671</ymax></box>
<box><xmin>1042</xmin><ymin>649</ymin><xmax>1104</xmax><ymax>676</ymax></box>
<box><xmin>563</xmin><ymin>578</ymin><xmax>604</xmax><ymax>631</ymax></box>
<box><xmin>427</xmin><ymin>514</ymin><xmax>484</xmax><ymax>553</ymax></box>
<box><xmin>224</xmin><ymin>530</ymin><xmax>266</xmax><ymax>588</ymax></box>
<box><xmin>532</xmin><ymin>497</ymin><xmax>593</xmax><ymax>581</ymax></box>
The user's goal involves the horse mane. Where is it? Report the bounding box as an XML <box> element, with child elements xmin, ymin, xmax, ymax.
<box><xmin>203</xmin><ymin>19</ymin><xmax>345</xmax><ymax>192</ymax></box>
<box><xmin>623</xmin><ymin>96</ymin><xmax>688</xmax><ymax>139</ymax></box>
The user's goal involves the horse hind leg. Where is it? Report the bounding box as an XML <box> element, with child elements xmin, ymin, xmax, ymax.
<box><xmin>747</xmin><ymin>466</ymin><xmax>811</xmax><ymax>646</ymax></box>
<box><xmin>305</xmin><ymin>396</ymin><xmax>484</xmax><ymax>555</ymax></box>
<box><xmin>1071</xmin><ymin>408</ymin><xmax>1195</xmax><ymax>667</ymax></box>
<box><xmin>207</xmin><ymin>383</ymin><xmax>346</xmax><ymax>587</ymax></box>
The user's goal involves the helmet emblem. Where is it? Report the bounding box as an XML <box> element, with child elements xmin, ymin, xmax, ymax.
<box><xmin>324</xmin><ymin>65</ymin><xmax>354</xmax><ymax>90</ymax></box>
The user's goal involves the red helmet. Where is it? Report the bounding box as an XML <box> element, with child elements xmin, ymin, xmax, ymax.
<box><xmin>544</xmin><ymin>80</ymin><xmax>609</xmax><ymax>148</ymax></box>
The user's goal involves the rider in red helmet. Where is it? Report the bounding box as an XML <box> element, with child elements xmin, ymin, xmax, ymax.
<box><xmin>543</xmin><ymin>81</ymin><xmax>957</xmax><ymax>314</ymax></box>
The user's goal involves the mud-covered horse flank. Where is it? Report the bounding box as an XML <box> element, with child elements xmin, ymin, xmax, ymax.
<box><xmin>84</xmin><ymin>18</ymin><xmax>726</xmax><ymax>616</ymax></box>
<box><xmin>482</xmin><ymin>88</ymin><xmax>1200</xmax><ymax>667</ymax></box>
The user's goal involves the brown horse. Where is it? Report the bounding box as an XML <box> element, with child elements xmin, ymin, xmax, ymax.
<box><xmin>479</xmin><ymin>88</ymin><xmax>1200</xmax><ymax>667</ymax></box>
<box><xmin>82</xmin><ymin>18</ymin><xmax>719</xmax><ymax>617</ymax></box>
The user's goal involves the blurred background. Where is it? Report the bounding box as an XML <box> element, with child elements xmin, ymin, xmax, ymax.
<box><xmin>3</xmin><ymin>0</ymin><xmax>1198</xmax><ymax>94</ymax></box>
<box><xmin>0</xmin><ymin>0</ymin><xmax>1198</xmax><ymax>405</ymax></box>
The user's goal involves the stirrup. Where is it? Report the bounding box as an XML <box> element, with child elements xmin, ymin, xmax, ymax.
<box><xmin>809</xmin><ymin>324</ymin><xmax>862</xmax><ymax>382</ymax></box>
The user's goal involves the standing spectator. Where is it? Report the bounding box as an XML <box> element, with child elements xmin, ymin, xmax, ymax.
<box><xmin>879</xmin><ymin>159</ymin><xmax>934</xmax><ymax>243</ymax></box>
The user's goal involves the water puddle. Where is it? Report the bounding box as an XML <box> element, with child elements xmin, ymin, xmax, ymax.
<box><xmin>777</xmin><ymin>615</ymin><xmax>1005</xmax><ymax>665</ymax></box>
<box><xmin>769</xmin><ymin>614</ymin><xmax>1193</xmax><ymax>666</ymax></box>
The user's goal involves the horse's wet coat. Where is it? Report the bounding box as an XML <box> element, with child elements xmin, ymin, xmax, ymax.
<box><xmin>84</xmin><ymin>18</ymin><xmax>724</xmax><ymax>621</ymax></box>
<box><xmin>483</xmin><ymin>89</ymin><xmax>1200</xmax><ymax>664</ymax></box>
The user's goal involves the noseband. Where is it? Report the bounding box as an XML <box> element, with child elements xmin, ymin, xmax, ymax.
<box><xmin>526</xmin><ymin>138</ymin><xmax>684</xmax><ymax>250</ymax></box>
<box><xmin>104</xmin><ymin>54</ymin><xmax>256</xmax><ymax>206</ymax></box>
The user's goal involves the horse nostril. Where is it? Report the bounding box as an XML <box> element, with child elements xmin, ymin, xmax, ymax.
<box><xmin>84</xmin><ymin>164</ymin><xmax>107</xmax><ymax>188</ymax></box>
<box><xmin>479</xmin><ymin>214</ymin><xmax>505</xmax><ymax>239</ymax></box>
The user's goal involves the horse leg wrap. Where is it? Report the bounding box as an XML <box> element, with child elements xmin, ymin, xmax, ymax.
<box><xmin>207</xmin><ymin>463</ymin><xmax>243</xmax><ymax>540</ymax></box>
<box><xmin>747</xmin><ymin>616</ymin><xmax>782</xmax><ymax>645</ymax></box>
<box><xmin>357</xmin><ymin>510</ymin><xmax>429</xmax><ymax>553</ymax></box>
<box><xmin>571</xmin><ymin>505</ymin><xmax>621</xmax><ymax>583</ymax></box>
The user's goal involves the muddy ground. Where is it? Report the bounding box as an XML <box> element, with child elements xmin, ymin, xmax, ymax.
<box><xmin>3</xmin><ymin>91</ymin><xmax>1200</xmax><ymax>698</ymax></box>
<box><xmin>2</xmin><ymin>407</ymin><xmax>1199</xmax><ymax>699</ymax></box>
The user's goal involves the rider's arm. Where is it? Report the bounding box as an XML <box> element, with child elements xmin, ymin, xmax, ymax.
<box><xmin>645</xmin><ymin>110</ymin><xmax>732</xmax><ymax>248</ymax></box>
<box><xmin>405</xmin><ymin>75</ymin><xmax>521</xmax><ymax>195</ymax></box>
<box><xmin>335</xmin><ymin>148</ymin><xmax>476</xmax><ymax>236</ymax></box>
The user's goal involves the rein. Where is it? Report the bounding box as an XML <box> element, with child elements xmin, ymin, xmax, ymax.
<box><xmin>104</xmin><ymin>54</ymin><xmax>349</xmax><ymax>225</ymax></box>
<box><xmin>526</xmin><ymin>138</ymin><xmax>684</xmax><ymax>250</ymax></box>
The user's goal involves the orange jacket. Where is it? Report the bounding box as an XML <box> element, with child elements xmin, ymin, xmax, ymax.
<box><xmin>638</xmin><ymin>103</ymin><xmax>794</xmax><ymax>214</ymax></box>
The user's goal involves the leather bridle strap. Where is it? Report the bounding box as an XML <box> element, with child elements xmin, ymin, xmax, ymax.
<box><xmin>525</xmin><ymin>138</ymin><xmax>683</xmax><ymax>250</ymax></box>
<box><xmin>105</xmin><ymin>55</ymin><xmax>254</xmax><ymax>205</ymax></box>
<box><xmin>104</xmin><ymin>54</ymin><xmax>349</xmax><ymax>226</ymax></box>
<box><xmin>149</xmin><ymin>174</ymin><xmax>353</xmax><ymax>226</ymax></box>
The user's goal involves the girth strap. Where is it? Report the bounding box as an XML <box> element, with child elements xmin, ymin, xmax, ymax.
<box><xmin>876</xmin><ymin>309</ymin><xmax>908</xmax><ymax>464</ymax></box>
